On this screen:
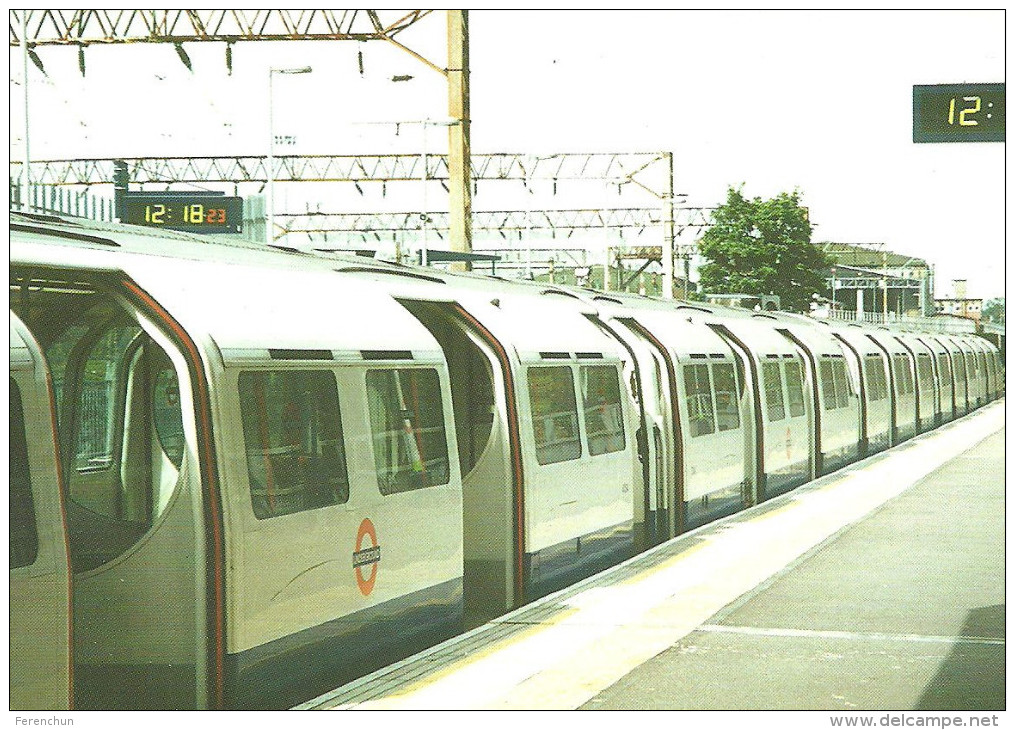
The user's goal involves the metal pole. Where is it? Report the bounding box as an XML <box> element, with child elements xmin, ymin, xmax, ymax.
<box><xmin>21</xmin><ymin>11</ymin><xmax>31</xmax><ymax>205</ymax></box>
<box><xmin>421</xmin><ymin>124</ymin><xmax>428</xmax><ymax>266</ymax></box>
<box><xmin>882</xmin><ymin>251</ymin><xmax>888</xmax><ymax>323</ymax></box>
<box><xmin>446</xmin><ymin>10</ymin><xmax>473</xmax><ymax>267</ymax></box>
<box><xmin>266</xmin><ymin>70</ymin><xmax>276</xmax><ymax>243</ymax></box>
<box><xmin>267</xmin><ymin>66</ymin><xmax>311</xmax><ymax>244</ymax></box>
<box><xmin>831</xmin><ymin>267</ymin><xmax>836</xmax><ymax>313</ymax></box>
<box><xmin>662</xmin><ymin>152</ymin><xmax>675</xmax><ymax>299</ymax></box>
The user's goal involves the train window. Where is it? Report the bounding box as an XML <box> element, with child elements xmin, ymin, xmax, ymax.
<box><xmin>10</xmin><ymin>379</ymin><xmax>39</xmax><ymax>570</ymax></box>
<box><xmin>819</xmin><ymin>359</ymin><xmax>838</xmax><ymax>410</ymax></box>
<box><xmin>712</xmin><ymin>362</ymin><xmax>741</xmax><ymax>431</ymax></box>
<box><xmin>865</xmin><ymin>356</ymin><xmax>888</xmax><ymax>401</ymax></box>
<box><xmin>366</xmin><ymin>368</ymin><xmax>450</xmax><ymax>494</ymax></box>
<box><xmin>153</xmin><ymin>365</ymin><xmax>185</xmax><ymax>469</ymax></box>
<box><xmin>936</xmin><ymin>354</ymin><xmax>951</xmax><ymax>389</ymax></box>
<box><xmin>72</xmin><ymin>324</ymin><xmax>142</xmax><ymax>478</ymax></box>
<box><xmin>580</xmin><ymin>365</ymin><xmax>626</xmax><ymax>456</ymax></box>
<box><xmin>240</xmin><ymin>370</ymin><xmax>351</xmax><ymax>517</ymax></box>
<box><xmin>528</xmin><ymin>366</ymin><xmax>582</xmax><ymax>465</ymax></box>
<box><xmin>784</xmin><ymin>360</ymin><xmax>807</xmax><ymax>417</ymax></box>
<box><xmin>953</xmin><ymin>352</ymin><xmax>966</xmax><ymax>383</ymax></box>
<box><xmin>762</xmin><ymin>361</ymin><xmax>785</xmax><ymax>421</ymax></box>
<box><xmin>916</xmin><ymin>354</ymin><xmax>934</xmax><ymax>390</ymax></box>
<box><xmin>976</xmin><ymin>353</ymin><xmax>988</xmax><ymax>383</ymax></box>
<box><xmin>893</xmin><ymin>354</ymin><xmax>914</xmax><ymax>396</ymax></box>
<box><xmin>683</xmin><ymin>363</ymin><xmax>715</xmax><ymax>437</ymax></box>
<box><xmin>832</xmin><ymin>359</ymin><xmax>851</xmax><ymax>408</ymax></box>
<box><xmin>44</xmin><ymin>323</ymin><xmax>89</xmax><ymax>423</ymax></box>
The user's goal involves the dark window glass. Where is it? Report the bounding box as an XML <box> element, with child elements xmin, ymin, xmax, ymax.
<box><xmin>865</xmin><ymin>356</ymin><xmax>887</xmax><ymax>402</ymax></box>
<box><xmin>10</xmin><ymin>379</ymin><xmax>39</xmax><ymax>570</ymax></box>
<box><xmin>893</xmin><ymin>354</ymin><xmax>914</xmax><ymax>396</ymax></box>
<box><xmin>683</xmin><ymin>363</ymin><xmax>715</xmax><ymax>437</ymax></box>
<box><xmin>153</xmin><ymin>365</ymin><xmax>185</xmax><ymax>469</ymax></box>
<box><xmin>916</xmin><ymin>354</ymin><xmax>934</xmax><ymax>389</ymax></box>
<box><xmin>936</xmin><ymin>354</ymin><xmax>951</xmax><ymax>390</ymax></box>
<box><xmin>366</xmin><ymin>368</ymin><xmax>450</xmax><ymax>493</ymax></box>
<box><xmin>580</xmin><ymin>365</ymin><xmax>626</xmax><ymax>456</ymax></box>
<box><xmin>240</xmin><ymin>370</ymin><xmax>350</xmax><ymax>517</ymax></box>
<box><xmin>784</xmin><ymin>360</ymin><xmax>807</xmax><ymax>417</ymax></box>
<box><xmin>712</xmin><ymin>362</ymin><xmax>741</xmax><ymax>431</ymax></box>
<box><xmin>73</xmin><ymin>325</ymin><xmax>141</xmax><ymax>476</ymax></box>
<box><xmin>528</xmin><ymin>366</ymin><xmax>582</xmax><ymax>464</ymax></box>
<box><xmin>832</xmin><ymin>359</ymin><xmax>851</xmax><ymax>409</ymax></box>
<box><xmin>763</xmin><ymin>361</ymin><xmax>786</xmax><ymax>421</ymax></box>
<box><xmin>819</xmin><ymin>359</ymin><xmax>838</xmax><ymax>410</ymax></box>
<box><xmin>953</xmin><ymin>352</ymin><xmax>967</xmax><ymax>386</ymax></box>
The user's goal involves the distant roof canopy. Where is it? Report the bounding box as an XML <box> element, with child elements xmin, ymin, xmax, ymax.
<box><xmin>820</xmin><ymin>242</ymin><xmax>929</xmax><ymax>270</ymax></box>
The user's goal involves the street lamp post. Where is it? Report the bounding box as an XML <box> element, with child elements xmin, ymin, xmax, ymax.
<box><xmin>267</xmin><ymin>66</ymin><xmax>312</xmax><ymax>244</ymax></box>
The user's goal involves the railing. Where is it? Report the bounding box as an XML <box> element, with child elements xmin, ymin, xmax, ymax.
<box><xmin>10</xmin><ymin>180</ymin><xmax>115</xmax><ymax>222</ymax></box>
<box><xmin>819</xmin><ymin>308</ymin><xmax>978</xmax><ymax>334</ymax></box>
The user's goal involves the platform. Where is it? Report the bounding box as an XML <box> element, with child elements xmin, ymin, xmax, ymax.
<box><xmin>297</xmin><ymin>400</ymin><xmax>1005</xmax><ymax>712</ymax></box>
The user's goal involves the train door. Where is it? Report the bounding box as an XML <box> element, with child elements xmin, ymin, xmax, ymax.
<box><xmin>861</xmin><ymin>352</ymin><xmax>892</xmax><ymax>453</ymax></box>
<box><xmin>926</xmin><ymin>337</ymin><xmax>955</xmax><ymax>423</ymax></box>
<box><xmin>10</xmin><ymin>275</ymin><xmax>208</xmax><ymax>709</ymax></box>
<box><xmin>397</xmin><ymin>300</ymin><xmax>519</xmax><ymax>626</ymax></box>
<box><xmin>950</xmin><ymin>344</ymin><xmax>970</xmax><ymax>415</ymax></box>
<box><xmin>10</xmin><ymin>312</ymin><xmax>72</xmax><ymax>711</ymax></box>
<box><xmin>613</xmin><ymin>317</ymin><xmax>679</xmax><ymax>542</ymax></box>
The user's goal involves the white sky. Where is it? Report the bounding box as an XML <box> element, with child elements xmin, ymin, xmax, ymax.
<box><xmin>8</xmin><ymin>9</ymin><xmax>1007</xmax><ymax>300</ymax></box>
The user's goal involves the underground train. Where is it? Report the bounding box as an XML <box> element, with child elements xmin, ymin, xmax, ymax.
<box><xmin>9</xmin><ymin>212</ymin><xmax>1002</xmax><ymax>710</ymax></box>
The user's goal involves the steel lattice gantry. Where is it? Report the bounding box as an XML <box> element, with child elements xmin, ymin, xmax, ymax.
<box><xmin>276</xmin><ymin>205</ymin><xmax>711</xmax><ymax>242</ymax></box>
<box><xmin>10</xmin><ymin>10</ymin><xmax>429</xmax><ymax>45</ymax></box>
<box><xmin>9</xmin><ymin>151</ymin><xmax>673</xmax><ymax>193</ymax></box>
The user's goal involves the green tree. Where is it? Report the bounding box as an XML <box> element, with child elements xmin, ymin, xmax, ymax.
<box><xmin>698</xmin><ymin>187</ymin><xmax>830</xmax><ymax>312</ymax></box>
<box><xmin>982</xmin><ymin>297</ymin><xmax>1005</xmax><ymax>325</ymax></box>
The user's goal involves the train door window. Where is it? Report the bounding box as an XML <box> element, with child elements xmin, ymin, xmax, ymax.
<box><xmin>711</xmin><ymin>361</ymin><xmax>741</xmax><ymax>431</ymax></box>
<box><xmin>893</xmin><ymin>354</ymin><xmax>914</xmax><ymax>396</ymax></box>
<box><xmin>865</xmin><ymin>356</ymin><xmax>887</xmax><ymax>401</ymax></box>
<box><xmin>819</xmin><ymin>359</ymin><xmax>838</xmax><ymax>410</ymax></box>
<box><xmin>528</xmin><ymin>366</ymin><xmax>582</xmax><ymax>465</ymax></box>
<box><xmin>784</xmin><ymin>360</ymin><xmax>806</xmax><ymax>417</ymax></box>
<box><xmin>365</xmin><ymin>368</ymin><xmax>450</xmax><ymax>494</ymax></box>
<box><xmin>150</xmin><ymin>352</ymin><xmax>185</xmax><ymax>516</ymax></box>
<box><xmin>831</xmin><ymin>359</ymin><xmax>851</xmax><ymax>409</ymax></box>
<box><xmin>683</xmin><ymin>363</ymin><xmax>715</xmax><ymax>437</ymax></box>
<box><xmin>763</xmin><ymin>361</ymin><xmax>786</xmax><ymax>422</ymax></box>
<box><xmin>579</xmin><ymin>365</ymin><xmax>626</xmax><ymax>456</ymax></box>
<box><xmin>936</xmin><ymin>354</ymin><xmax>951</xmax><ymax>390</ymax></box>
<box><xmin>72</xmin><ymin>324</ymin><xmax>142</xmax><ymax>486</ymax></box>
<box><xmin>916</xmin><ymin>354</ymin><xmax>934</xmax><ymax>391</ymax></box>
<box><xmin>976</xmin><ymin>352</ymin><xmax>988</xmax><ymax>385</ymax></box>
<box><xmin>10</xmin><ymin>379</ymin><xmax>38</xmax><ymax>570</ymax></box>
<box><xmin>239</xmin><ymin>370</ymin><xmax>350</xmax><ymax>517</ymax></box>
<box><xmin>953</xmin><ymin>353</ymin><xmax>966</xmax><ymax>390</ymax></box>
<box><xmin>44</xmin><ymin>323</ymin><xmax>88</xmax><ymax>423</ymax></box>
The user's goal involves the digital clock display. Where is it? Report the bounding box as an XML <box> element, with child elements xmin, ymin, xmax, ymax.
<box><xmin>124</xmin><ymin>194</ymin><xmax>243</xmax><ymax>234</ymax></box>
<box><xmin>913</xmin><ymin>83</ymin><xmax>1005</xmax><ymax>143</ymax></box>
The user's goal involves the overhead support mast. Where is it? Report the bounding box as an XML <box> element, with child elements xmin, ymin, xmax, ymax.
<box><xmin>446</xmin><ymin>10</ymin><xmax>473</xmax><ymax>265</ymax></box>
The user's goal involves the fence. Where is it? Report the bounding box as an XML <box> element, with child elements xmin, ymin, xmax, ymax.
<box><xmin>10</xmin><ymin>180</ymin><xmax>115</xmax><ymax>222</ymax></box>
<box><xmin>822</xmin><ymin>308</ymin><xmax>978</xmax><ymax>334</ymax></box>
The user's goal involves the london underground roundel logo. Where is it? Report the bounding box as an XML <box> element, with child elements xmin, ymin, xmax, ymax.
<box><xmin>353</xmin><ymin>518</ymin><xmax>381</xmax><ymax>596</ymax></box>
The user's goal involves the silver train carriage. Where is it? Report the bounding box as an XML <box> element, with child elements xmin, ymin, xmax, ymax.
<box><xmin>9</xmin><ymin>213</ymin><xmax>1003</xmax><ymax>710</ymax></box>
